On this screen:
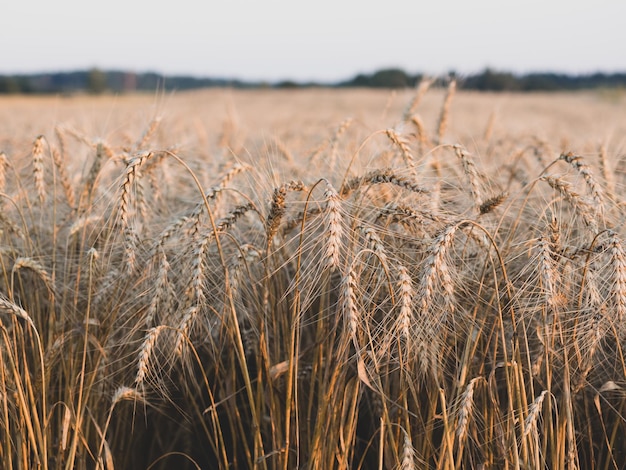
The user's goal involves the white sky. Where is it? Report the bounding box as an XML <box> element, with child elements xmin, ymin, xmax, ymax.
<box><xmin>3</xmin><ymin>0</ymin><xmax>626</xmax><ymax>82</ymax></box>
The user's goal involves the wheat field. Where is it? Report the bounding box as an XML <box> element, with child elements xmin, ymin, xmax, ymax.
<box><xmin>1</xmin><ymin>85</ymin><xmax>626</xmax><ymax>469</ymax></box>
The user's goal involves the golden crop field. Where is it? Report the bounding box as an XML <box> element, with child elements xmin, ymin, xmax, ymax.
<box><xmin>1</xmin><ymin>85</ymin><xmax>626</xmax><ymax>469</ymax></box>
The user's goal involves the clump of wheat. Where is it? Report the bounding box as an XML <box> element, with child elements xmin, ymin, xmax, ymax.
<box><xmin>3</xmin><ymin>86</ymin><xmax>626</xmax><ymax>470</ymax></box>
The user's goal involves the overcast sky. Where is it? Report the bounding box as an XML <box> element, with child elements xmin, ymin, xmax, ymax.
<box><xmin>3</xmin><ymin>0</ymin><xmax>626</xmax><ymax>82</ymax></box>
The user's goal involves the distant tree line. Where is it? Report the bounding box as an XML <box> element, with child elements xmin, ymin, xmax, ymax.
<box><xmin>1</xmin><ymin>67</ymin><xmax>625</xmax><ymax>94</ymax></box>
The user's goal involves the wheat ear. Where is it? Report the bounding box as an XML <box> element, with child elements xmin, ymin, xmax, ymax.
<box><xmin>402</xmin><ymin>76</ymin><xmax>434</xmax><ymax>121</ymax></box>
<box><xmin>386</xmin><ymin>129</ymin><xmax>417</xmax><ymax>176</ymax></box>
<box><xmin>341</xmin><ymin>169</ymin><xmax>427</xmax><ymax>197</ymax></box>
<box><xmin>457</xmin><ymin>377</ymin><xmax>480</xmax><ymax>444</ymax></box>
<box><xmin>145</xmin><ymin>250</ymin><xmax>171</xmax><ymax>327</ymax></box>
<box><xmin>415</xmin><ymin>224</ymin><xmax>459</xmax><ymax>375</ymax></box>
<box><xmin>436</xmin><ymin>79</ymin><xmax>456</xmax><ymax>144</ymax></box>
<box><xmin>401</xmin><ymin>427</ymin><xmax>416</xmax><ymax>470</ymax></box>
<box><xmin>51</xmin><ymin>146</ymin><xmax>76</xmax><ymax>208</ymax></box>
<box><xmin>12</xmin><ymin>257</ymin><xmax>54</xmax><ymax>293</ymax></box>
<box><xmin>609</xmin><ymin>231</ymin><xmax>626</xmax><ymax>325</ymax></box>
<box><xmin>598</xmin><ymin>143</ymin><xmax>615</xmax><ymax>199</ymax></box>
<box><xmin>0</xmin><ymin>294</ymin><xmax>34</xmax><ymax>326</ymax></box>
<box><xmin>266</xmin><ymin>180</ymin><xmax>306</xmax><ymax>244</ymax></box>
<box><xmin>32</xmin><ymin>135</ymin><xmax>46</xmax><ymax>203</ymax></box>
<box><xmin>396</xmin><ymin>265</ymin><xmax>414</xmax><ymax>352</ymax></box>
<box><xmin>324</xmin><ymin>181</ymin><xmax>344</xmax><ymax>271</ymax></box>
<box><xmin>522</xmin><ymin>390</ymin><xmax>548</xmax><ymax>440</ymax></box>
<box><xmin>111</xmin><ymin>386</ymin><xmax>145</xmax><ymax>407</ymax></box>
<box><xmin>540</xmin><ymin>175</ymin><xmax>597</xmax><ymax>231</ymax></box>
<box><xmin>135</xmin><ymin>325</ymin><xmax>167</xmax><ymax>387</ymax></box>
<box><xmin>0</xmin><ymin>151</ymin><xmax>9</xmax><ymax>194</ymax></box>
<box><xmin>342</xmin><ymin>267</ymin><xmax>360</xmax><ymax>349</ymax></box>
<box><xmin>453</xmin><ymin>145</ymin><xmax>483</xmax><ymax>211</ymax></box>
<box><xmin>560</xmin><ymin>152</ymin><xmax>604</xmax><ymax>214</ymax></box>
<box><xmin>175</xmin><ymin>306</ymin><xmax>200</xmax><ymax>357</ymax></box>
